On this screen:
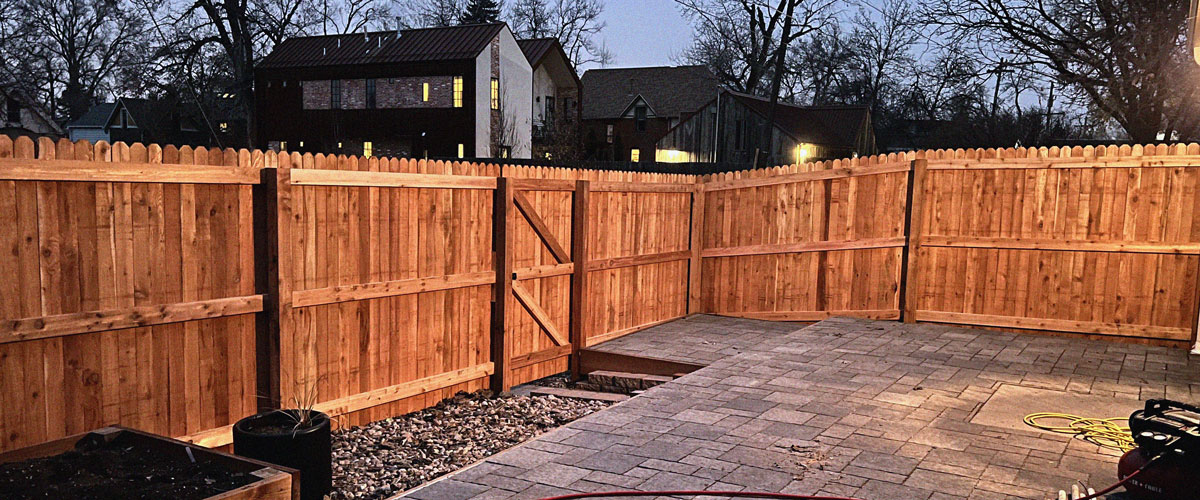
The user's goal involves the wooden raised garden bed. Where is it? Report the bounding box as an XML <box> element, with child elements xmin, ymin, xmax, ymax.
<box><xmin>0</xmin><ymin>426</ymin><xmax>297</xmax><ymax>500</ymax></box>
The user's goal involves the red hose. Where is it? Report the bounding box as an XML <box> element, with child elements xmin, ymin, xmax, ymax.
<box><xmin>537</xmin><ymin>492</ymin><xmax>864</xmax><ymax>500</ymax></box>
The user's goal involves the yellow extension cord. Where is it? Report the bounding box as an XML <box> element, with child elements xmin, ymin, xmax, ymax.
<box><xmin>1023</xmin><ymin>412</ymin><xmax>1136</xmax><ymax>452</ymax></box>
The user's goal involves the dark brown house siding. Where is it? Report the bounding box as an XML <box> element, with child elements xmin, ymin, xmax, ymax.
<box><xmin>583</xmin><ymin>117</ymin><xmax>670</xmax><ymax>162</ymax></box>
<box><xmin>255</xmin><ymin>60</ymin><xmax>479</xmax><ymax>158</ymax></box>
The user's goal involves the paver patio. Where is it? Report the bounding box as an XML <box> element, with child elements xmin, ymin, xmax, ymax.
<box><xmin>401</xmin><ymin>316</ymin><xmax>1200</xmax><ymax>500</ymax></box>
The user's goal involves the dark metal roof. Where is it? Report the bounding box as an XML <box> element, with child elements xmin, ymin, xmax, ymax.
<box><xmin>725</xmin><ymin>90</ymin><xmax>871</xmax><ymax>149</ymax></box>
<box><xmin>581</xmin><ymin>65</ymin><xmax>720</xmax><ymax>120</ymax></box>
<box><xmin>66</xmin><ymin>102</ymin><xmax>116</xmax><ymax>129</ymax></box>
<box><xmin>517</xmin><ymin>38</ymin><xmax>557</xmax><ymax>66</ymax></box>
<box><xmin>258</xmin><ymin>23</ymin><xmax>506</xmax><ymax>69</ymax></box>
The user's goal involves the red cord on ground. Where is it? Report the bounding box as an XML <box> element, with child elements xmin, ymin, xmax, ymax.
<box><xmin>537</xmin><ymin>491</ymin><xmax>864</xmax><ymax>500</ymax></box>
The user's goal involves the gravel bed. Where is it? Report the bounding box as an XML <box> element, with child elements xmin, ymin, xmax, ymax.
<box><xmin>329</xmin><ymin>390</ymin><xmax>612</xmax><ymax>500</ymax></box>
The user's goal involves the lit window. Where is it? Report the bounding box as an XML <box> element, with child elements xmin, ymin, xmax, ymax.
<box><xmin>363</xmin><ymin>141</ymin><xmax>373</xmax><ymax>157</ymax></box>
<box><xmin>453</xmin><ymin>77</ymin><xmax>463</xmax><ymax>108</ymax></box>
<box><xmin>219</xmin><ymin>122</ymin><xmax>228</xmax><ymax>132</ymax></box>
<box><xmin>422</xmin><ymin>82</ymin><xmax>430</xmax><ymax>102</ymax></box>
<box><xmin>457</xmin><ymin>144</ymin><xmax>464</xmax><ymax>158</ymax></box>
<box><xmin>631</xmin><ymin>149</ymin><xmax>640</xmax><ymax>162</ymax></box>
<box><xmin>280</xmin><ymin>141</ymin><xmax>287</xmax><ymax>152</ymax></box>
<box><xmin>299</xmin><ymin>141</ymin><xmax>304</xmax><ymax>147</ymax></box>
<box><xmin>490</xmin><ymin>78</ymin><xmax>499</xmax><ymax>110</ymax></box>
<box><xmin>337</xmin><ymin>142</ymin><xmax>343</xmax><ymax>149</ymax></box>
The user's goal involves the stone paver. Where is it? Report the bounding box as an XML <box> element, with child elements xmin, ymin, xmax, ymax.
<box><xmin>402</xmin><ymin>316</ymin><xmax>1200</xmax><ymax>500</ymax></box>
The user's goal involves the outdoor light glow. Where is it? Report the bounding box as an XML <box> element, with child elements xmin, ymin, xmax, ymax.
<box><xmin>655</xmin><ymin>149</ymin><xmax>688</xmax><ymax>163</ymax></box>
<box><xmin>795</xmin><ymin>144</ymin><xmax>811</xmax><ymax>163</ymax></box>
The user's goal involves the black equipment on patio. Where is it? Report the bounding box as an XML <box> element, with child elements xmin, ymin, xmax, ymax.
<box><xmin>1117</xmin><ymin>399</ymin><xmax>1200</xmax><ymax>500</ymax></box>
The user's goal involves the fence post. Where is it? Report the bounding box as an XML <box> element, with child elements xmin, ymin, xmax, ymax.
<box><xmin>569</xmin><ymin>179</ymin><xmax>590</xmax><ymax>380</ymax></box>
<box><xmin>687</xmin><ymin>184</ymin><xmax>705</xmax><ymax>314</ymax></box>
<box><xmin>491</xmin><ymin>177</ymin><xmax>513</xmax><ymax>392</ymax></box>
<box><xmin>252</xmin><ymin>158</ymin><xmax>288</xmax><ymax>411</ymax></box>
<box><xmin>900</xmin><ymin>158</ymin><xmax>928</xmax><ymax>323</ymax></box>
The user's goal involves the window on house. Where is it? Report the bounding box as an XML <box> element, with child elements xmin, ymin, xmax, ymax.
<box><xmin>422</xmin><ymin>82</ymin><xmax>430</xmax><ymax>102</ymax></box>
<box><xmin>630</xmin><ymin>149</ymin><xmax>640</xmax><ymax>162</ymax></box>
<box><xmin>453</xmin><ymin>77</ymin><xmax>463</xmax><ymax>107</ymax></box>
<box><xmin>5</xmin><ymin>98</ymin><xmax>19</xmax><ymax>123</ymax></box>
<box><xmin>457</xmin><ymin>143</ymin><xmax>465</xmax><ymax>158</ymax></box>
<box><xmin>280</xmin><ymin>141</ymin><xmax>287</xmax><ymax>152</ymax></box>
<box><xmin>219</xmin><ymin>122</ymin><xmax>228</xmax><ymax>133</ymax></box>
<box><xmin>545</xmin><ymin>97</ymin><xmax>554</xmax><ymax>125</ymax></box>
<box><xmin>634</xmin><ymin>106</ymin><xmax>647</xmax><ymax>131</ymax></box>
<box><xmin>606</xmin><ymin>124</ymin><xmax>614</xmax><ymax>144</ymax></box>
<box><xmin>366</xmin><ymin>79</ymin><xmax>376</xmax><ymax>109</ymax></box>
<box><xmin>363</xmin><ymin>141</ymin><xmax>373</xmax><ymax>157</ymax></box>
<box><xmin>331</xmin><ymin>79</ymin><xmax>342</xmax><ymax>108</ymax></box>
<box><xmin>490</xmin><ymin>78</ymin><xmax>499</xmax><ymax>110</ymax></box>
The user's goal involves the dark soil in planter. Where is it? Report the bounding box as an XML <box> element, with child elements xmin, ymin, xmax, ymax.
<box><xmin>0</xmin><ymin>433</ymin><xmax>255</xmax><ymax>500</ymax></box>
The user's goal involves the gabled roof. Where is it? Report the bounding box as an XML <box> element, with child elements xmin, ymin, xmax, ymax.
<box><xmin>518</xmin><ymin>37</ymin><xmax>580</xmax><ymax>87</ymax></box>
<box><xmin>517</xmin><ymin>38</ymin><xmax>558</xmax><ymax>66</ymax></box>
<box><xmin>258</xmin><ymin>23</ymin><xmax>507</xmax><ymax>69</ymax></box>
<box><xmin>66</xmin><ymin>102</ymin><xmax>117</xmax><ymax>129</ymax></box>
<box><xmin>581</xmin><ymin>65</ymin><xmax>719</xmax><ymax>120</ymax></box>
<box><xmin>725</xmin><ymin>90</ymin><xmax>870</xmax><ymax>149</ymax></box>
<box><xmin>1</xmin><ymin>86</ymin><xmax>64</xmax><ymax>134</ymax></box>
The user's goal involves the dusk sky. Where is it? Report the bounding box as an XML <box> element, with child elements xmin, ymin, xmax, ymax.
<box><xmin>584</xmin><ymin>0</ymin><xmax>695</xmax><ymax>71</ymax></box>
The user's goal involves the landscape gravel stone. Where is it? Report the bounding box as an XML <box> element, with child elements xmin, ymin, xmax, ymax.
<box><xmin>328</xmin><ymin>390</ymin><xmax>611</xmax><ymax>500</ymax></box>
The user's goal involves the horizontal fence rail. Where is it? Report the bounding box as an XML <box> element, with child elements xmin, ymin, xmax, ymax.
<box><xmin>4</xmin><ymin>134</ymin><xmax>1200</xmax><ymax>456</ymax></box>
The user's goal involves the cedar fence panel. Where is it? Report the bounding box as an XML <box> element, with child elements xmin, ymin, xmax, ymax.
<box><xmin>499</xmin><ymin>166</ymin><xmax>697</xmax><ymax>386</ymax></box>
<box><xmin>908</xmin><ymin>145</ymin><xmax>1200</xmax><ymax>345</ymax></box>
<box><xmin>0</xmin><ymin>135</ymin><xmax>261</xmax><ymax>453</ymax></box>
<box><xmin>277</xmin><ymin>154</ymin><xmax>498</xmax><ymax>428</ymax></box>
<box><xmin>698</xmin><ymin>154</ymin><xmax>913</xmax><ymax>322</ymax></box>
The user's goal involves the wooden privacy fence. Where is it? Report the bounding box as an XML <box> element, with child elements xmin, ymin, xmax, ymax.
<box><xmin>5</xmin><ymin>134</ymin><xmax>1200</xmax><ymax>456</ymax></box>
<box><xmin>0</xmin><ymin>136</ymin><xmax>261</xmax><ymax>454</ymax></box>
<box><xmin>702</xmin><ymin>144</ymin><xmax>1200</xmax><ymax>347</ymax></box>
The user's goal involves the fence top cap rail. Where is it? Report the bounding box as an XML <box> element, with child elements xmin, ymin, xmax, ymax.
<box><xmin>0</xmin><ymin>157</ymin><xmax>261</xmax><ymax>184</ymax></box>
<box><xmin>289</xmin><ymin>168</ymin><xmax>498</xmax><ymax>189</ymax></box>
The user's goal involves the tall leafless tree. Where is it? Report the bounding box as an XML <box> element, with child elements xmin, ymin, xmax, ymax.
<box><xmin>507</xmin><ymin>0</ymin><xmax>612</xmax><ymax>68</ymax></box>
<box><xmin>923</xmin><ymin>0</ymin><xmax>1200</xmax><ymax>143</ymax></box>
<box><xmin>11</xmin><ymin>0</ymin><xmax>145</xmax><ymax>121</ymax></box>
<box><xmin>676</xmin><ymin>0</ymin><xmax>835</xmax><ymax>95</ymax></box>
<box><xmin>399</xmin><ymin>0</ymin><xmax>466</xmax><ymax>28</ymax></box>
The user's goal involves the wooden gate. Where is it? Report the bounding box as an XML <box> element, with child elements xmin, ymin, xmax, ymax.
<box><xmin>494</xmin><ymin>178</ymin><xmax>588</xmax><ymax>390</ymax></box>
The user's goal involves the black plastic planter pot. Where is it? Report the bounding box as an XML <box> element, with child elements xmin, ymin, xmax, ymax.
<box><xmin>233</xmin><ymin>410</ymin><xmax>331</xmax><ymax>500</ymax></box>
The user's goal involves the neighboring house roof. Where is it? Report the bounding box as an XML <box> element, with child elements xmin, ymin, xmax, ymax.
<box><xmin>580</xmin><ymin>65</ymin><xmax>719</xmax><ymax>120</ymax></box>
<box><xmin>725</xmin><ymin>90</ymin><xmax>871</xmax><ymax>150</ymax></box>
<box><xmin>518</xmin><ymin>37</ymin><xmax>580</xmax><ymax>87</ymax></box>
<box><xmin>66</xmin><ymin>102</ymin><xmax>116</xmax><ymax>129</ymax></box>
<box><xmin>258</xmin><ymin>23</ymin><xmax>507</xmax><ymax>69</ymax></box>
<box><xmin>1</xmin><ymin>86</ymin><xmax>64</xmax><ymax>135</ymax></box>
<box><xmin>517</xmin><ymin>38</ymin><xmax>557</xmax><ymax>67</ymax></box>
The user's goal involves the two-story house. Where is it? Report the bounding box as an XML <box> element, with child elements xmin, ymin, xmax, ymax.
<box><xmin>255</xmin><ymin>23</ymin><xmax>533</xmax><ymax>159</ymax></box>
<box><xmin>580</xmin><ymin>65</ymin><xmax>719</xmax><ymax>162</ymax></box>
<box><xmin>517</xmin><ymin>38</ymin><xmax>580</xmax><ymax>158</ymax></box>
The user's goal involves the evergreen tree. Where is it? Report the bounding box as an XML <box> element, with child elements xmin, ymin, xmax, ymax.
<box><xmin>459</xmin><ymin>0</ymin><xmax>501</xmax><ymax>24</ymax></box>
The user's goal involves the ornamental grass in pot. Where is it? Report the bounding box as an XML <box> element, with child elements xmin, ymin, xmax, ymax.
<box><xmin>234</xmin><ymin>384</ymin><xmax>331</xmax><ymax>500</ymax></box>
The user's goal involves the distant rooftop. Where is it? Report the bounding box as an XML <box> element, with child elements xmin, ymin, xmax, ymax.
<box><xmin>581</xmin><ymin>65</ymin><xmax>720</xmax><ymax>120</ymax></box>
<box><xmin>258</xmin><ymin>23</ymin><xmax>507</xmax><ymax>69</ymax></box>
